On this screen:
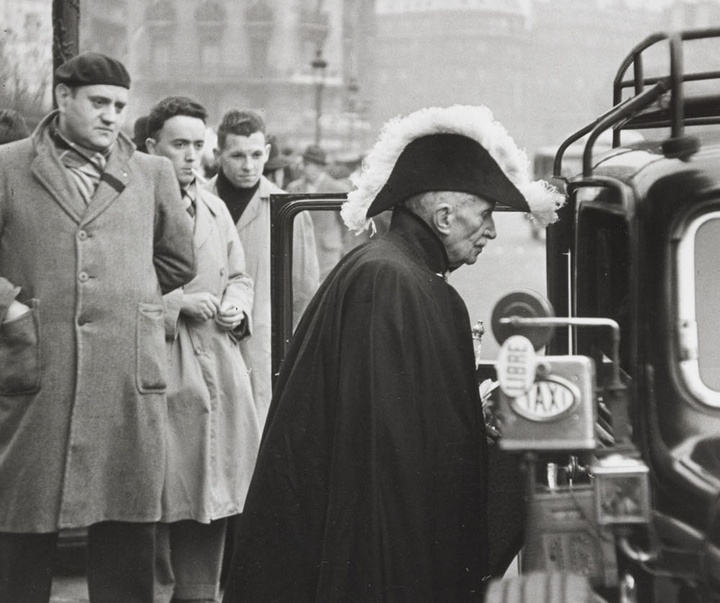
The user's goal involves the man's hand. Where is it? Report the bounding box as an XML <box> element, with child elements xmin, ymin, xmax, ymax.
<box><xmin>180</xmin><ymin>292</ymin><xmax>220</xmax><ymax>321</ymax></box>
<box><xmin>4</xmin><ymin>300</ymin><xmax>31</xmax><ymax>323</ymax></box>
<box><xmin>215</xmin><ymin>301</ymin><xmax>245</xmax><ymax>331</ymax></box>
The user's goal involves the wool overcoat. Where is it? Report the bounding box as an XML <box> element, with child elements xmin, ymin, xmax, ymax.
<box><xmin>205</xmin><ymin>175</ymin><xmax>319</xmax><ymax>425</ymax></box>
<box><xmin>0</xmin><ymin>112</ymin><xmax>195</xmax><ymax>532</ymax></box>
<box><xmin>161</xmin><ymin>186</ymin><xmax>260</xmax><ymax>523</ymax></box>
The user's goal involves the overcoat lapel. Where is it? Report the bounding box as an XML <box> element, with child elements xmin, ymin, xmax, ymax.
<box><xmin>31</xmin><ymin>141</ymin><xmax>86</xmax><ymax>224</ymax></box>
<box><xmin>82</xmin><ymin>136</ymin><xmax>134</xmax><ymax>225</ymax></box>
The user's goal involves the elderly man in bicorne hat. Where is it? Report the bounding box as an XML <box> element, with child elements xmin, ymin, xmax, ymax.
<box><xmin>0</xmin><ymin>52</ymin><xmax>195</xmax><ymax>603</ymax></box>
<box><xmin>222</xmin><ymin>105</ymin><xmax>564</xmax><ymax>602</ymax></box>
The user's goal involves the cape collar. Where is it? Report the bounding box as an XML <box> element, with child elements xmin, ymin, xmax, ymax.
<box><xmin>387</xmin><ymin>206</ymin><xmax>450</xmax><ymax>279</ymax></box>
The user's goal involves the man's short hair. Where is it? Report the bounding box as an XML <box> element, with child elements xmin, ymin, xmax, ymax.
<box><xmin>147</xmin><ymin>96</ymin><xmax>208</xmax><ymax>140</ymax></box>
<box><xmin>216</xmin><ymin>110</ymin><xmax>266</xmax><ymax>150</ymax></box>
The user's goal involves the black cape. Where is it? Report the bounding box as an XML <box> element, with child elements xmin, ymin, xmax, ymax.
<box><xmin>223</xmin><ymin>208</ymin><xmax>490</xmax><ymax>602</ymax></box>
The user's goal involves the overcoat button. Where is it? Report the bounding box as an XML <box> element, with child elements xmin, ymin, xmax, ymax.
<box><xmin>78</xmin><ymin>272</ymin><xmax>89</xmax><ymax>282</ymax></box>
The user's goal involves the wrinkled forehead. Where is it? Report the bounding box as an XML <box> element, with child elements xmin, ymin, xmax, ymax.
<box><xmin>73</xmin><ymin>84</ymin><xmax>129</xmax><ymax>104</ymax></box>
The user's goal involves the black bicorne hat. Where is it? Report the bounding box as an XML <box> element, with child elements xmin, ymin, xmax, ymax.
<box><xmin>366</xmin><ymin>133</ymin><xmax>528</xmax><ymax>218</ymax></box>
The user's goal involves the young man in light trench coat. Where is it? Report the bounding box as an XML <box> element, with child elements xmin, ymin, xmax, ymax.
<box><xmin>205</xmin><ymin>110</ymin><xmax>319</xmax><ymax>428</ymax></box>
<box><xmin>0</xmin><ymin>53</ymin><xmax>195</xmax><ymax>603</ymax></box>
<box><xmin>147</xmin><ymin>96</ymin><xmax>261</xmax><ymax>603</ymax></box>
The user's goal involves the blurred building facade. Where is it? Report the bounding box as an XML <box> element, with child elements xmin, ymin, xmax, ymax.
<box><xmin>78</xmin><ymin>0</ymin><xmax>374</xmax><ymax>154</ymax></box>
<box><xmin>0</xmin><ymin>0</ymin><xmax>53</xmax><ymax>124</ymax></box>
<box><xmin>372</xmin><ymin>0</ymin><xmax>669</xmax><ymax>152</ymax></box>
<box><xmin>4</xmin><ymin>0</ymin><xmax>720</xmax><ymax>155</ymax></box>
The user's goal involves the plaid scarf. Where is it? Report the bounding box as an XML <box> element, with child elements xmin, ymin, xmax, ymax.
<box><xmin>52</xmin><ymin>122</ymin><xmax>112</xmax><ymax>205</ymax></box>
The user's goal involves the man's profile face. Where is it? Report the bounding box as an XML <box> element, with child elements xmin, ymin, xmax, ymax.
<box><xmin>216</xmin><ymin>131</ymin><xmax>270</xmax><ymax>189</ymax></box>
<box><xmin>147</xmin><ymin>115</ymin><xmax>205</xmax><ymax>187</ymax></box>
<box><xmin>442</xmin><ymin>193</ymin><xmax>497</xmax><ymax>269</ymax></box>
<box><xmin>56</xmin><ymin>84</ymin><xmax>128</xmax><ymax>151</ymax></box>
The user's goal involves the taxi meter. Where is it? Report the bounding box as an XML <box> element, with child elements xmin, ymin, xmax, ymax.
<box><xmin>491</xmin><ymin>291</ymin><xmax>598</xmax><ymax>451</ymax></box>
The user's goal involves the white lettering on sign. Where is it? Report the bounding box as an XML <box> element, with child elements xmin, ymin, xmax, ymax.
<box><xmin>497</xmin><ymin>335</ymin><xmax>536</xmax><ymax>397</ymax></box>
<box><xmin>511</xmin><ymin>377</ymin><xmax>578</xmax><ymax>421</ymax></box>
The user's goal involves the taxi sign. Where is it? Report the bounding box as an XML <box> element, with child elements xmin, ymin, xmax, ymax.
<box><xmin>497</xmin><ymin>335</ymin><xmax>536</xmax><ymax>397</ymax></box>
<box><xmin>510</xmin><ymin>376</ymin><xmax>579</xmax><ymax>421</ymax></box>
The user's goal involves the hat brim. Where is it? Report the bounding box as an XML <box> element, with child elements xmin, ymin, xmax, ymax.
<box><xmin>366</xmin><ymin>133</ymin><xmax>529</xmax><ymax>218</ymax></box>
<box><xmin>265</xmin><ymin>156</ymin><xmax>293</xmax><ymax>171</ymax></box>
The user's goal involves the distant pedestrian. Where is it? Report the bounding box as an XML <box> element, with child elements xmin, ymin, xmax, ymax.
<box><xmin>146</xmin><ymin>95</ymin><xmax>260</xmax><ymax>603</ymax></box>
<box><xmin>133</xmin><ymin>114</ymin><xmax>149</xmax><ymax>153</ymax></box>
<box><xmin>0</xmin><ymin>108</ymin><xmax>29</xmax><ymax>145</ymax></box>
<box><xmin>287</xmin><ymin>144</ymin><xmax>359</xmax><ymax>281</ymax></box>
<box><xmin>262</xmin><ymin>134</ymin><xmax>293</xmax><ymax>188</ymax></box>
<box><xmin>0</xmin><ymin>52</ymin><xmax>195</xmax><ymax>603</ymax></box>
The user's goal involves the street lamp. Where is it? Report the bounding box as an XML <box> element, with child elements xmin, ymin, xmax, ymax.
<box><xmin>346</xmin><ymin>77</ymin><xmax>360</xmax><ymax>151</ymax></box>
<box><xmin>311</xmin><ymin>47</ymin><xmax>327</xmax><ymax>145</ymax></box>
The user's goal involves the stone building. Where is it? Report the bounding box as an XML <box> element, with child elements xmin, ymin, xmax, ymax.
<box><xmin>80</xmin><ymin>0</ymin><xmax>373</xmax><ymax>153</ymax></box>
<box><xmin>370</xmin><ymin>0</ymin><xmax>668</xmax><ymax>153</ymax></box>
<box><xmin>11</xmin><ymin>0</ymin><xmax>720</xmax><ymax>156</ymax></box>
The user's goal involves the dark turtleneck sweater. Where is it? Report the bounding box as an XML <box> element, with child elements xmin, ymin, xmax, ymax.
<box><xmin>216</xmin><ymin>168</ymin><xmax>261</xmax><ymax>224</ymax></box>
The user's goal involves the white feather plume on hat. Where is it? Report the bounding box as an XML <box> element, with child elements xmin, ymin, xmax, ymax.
<box><xmin>341</xmin><ymin>104</ymin><xmax>565</xmax><ymax>234</ymax></box>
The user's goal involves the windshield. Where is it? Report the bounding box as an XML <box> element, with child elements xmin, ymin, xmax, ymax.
<box><xmin>677</xmin><ymin>208</ymin><xmax>720</xmax><ymax>403</ymax></box>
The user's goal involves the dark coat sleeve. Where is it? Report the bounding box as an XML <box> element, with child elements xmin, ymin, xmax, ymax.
<box><xmin>152</xmin><ymin>158</ymin><xmax>196</xmax><ymax>294</ymax></box>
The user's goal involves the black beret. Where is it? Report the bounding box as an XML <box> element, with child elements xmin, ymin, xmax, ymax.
<box><xmin>55</xmin><ymin>52</ymin><xmax>131</xmax><ymax>89</ymax></box>
<box><xmin>366</xmin><ymin>133</ymin><xmax>529</xmax><ymax>218</ymax></box>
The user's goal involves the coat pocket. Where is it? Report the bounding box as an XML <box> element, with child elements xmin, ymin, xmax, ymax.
<box><xmin>136</xmin><ymin>302</ymin><xmax>168</xmax><ymax>393</ymax></box>
<box><xmin>0</xmin><ymin>299</ymin><xmax>41</xmax><ymax>395</ymax></box>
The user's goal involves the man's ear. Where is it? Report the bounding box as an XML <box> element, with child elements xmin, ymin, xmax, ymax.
<box><xmin>145</xmin><ymin>138</ymin><xmax>158</xmax><ymax>155</ymax></box>
<box><xmin>54</xmin><ymin>84</ymin><xmax>71</xmax><ymax>111</ymax></box>
<box><xmin>432</xmin><ymin>203</ymin><xmax>453</xmax><ymax>235</ymax></box>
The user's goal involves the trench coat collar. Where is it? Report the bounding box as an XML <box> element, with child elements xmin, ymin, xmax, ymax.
<box><xmin>387</xmin><ymin>206</ymin><xmax>451</xmax><ymax>279</ymax></box>
<box><xmin>30</xmin><ymin>110</ymin><xmax>135</xmax><ymax>225</ymax></box>
<box><xmin>193</xmin><ymin>185</ymin><xmax>220</xmax><ymax>250</ymax></box>
<box><xmin>237</xmin><ymin>175</ymin><xmax>279</xmax><ymax>231</ymax></box>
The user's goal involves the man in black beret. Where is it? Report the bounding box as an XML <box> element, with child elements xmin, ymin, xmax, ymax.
<box><xmin>222</xmin><ymin>105</ymin><xmax>563</xmax><ymax>602</ymax></box>
<box><xmin>0</xmin><ymin>52</ymin><xmax>195</xmax><ymax>602</ymax></box>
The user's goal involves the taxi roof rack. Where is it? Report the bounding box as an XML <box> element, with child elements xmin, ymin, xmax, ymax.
<box><xmin>555</xmin><ymin>28</ymin><xmax>720</xmax><ymax>178</ymax></box>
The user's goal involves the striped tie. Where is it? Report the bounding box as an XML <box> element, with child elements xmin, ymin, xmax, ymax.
<box><xmin>183</xmin><ymin>189</ymin><xmax>195</xmax><ymax>220</ymax></box>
